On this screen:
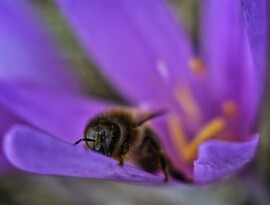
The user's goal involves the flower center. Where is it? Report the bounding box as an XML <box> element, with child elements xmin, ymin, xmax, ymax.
<box><xmin>168</xmin><ymin>115</ymin><xmax>226</xmax><ymax>162</ymax></box>
<box><xmin>167</xmin><ymin>58</ymin><xmax>238</xmax><ymax>163</ymax></box>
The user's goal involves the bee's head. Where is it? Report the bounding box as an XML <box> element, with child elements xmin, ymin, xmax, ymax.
<box><xmin>84</xmin><ymin>123</ymin><xmax>120</xmax><ymax>156</ymax></box>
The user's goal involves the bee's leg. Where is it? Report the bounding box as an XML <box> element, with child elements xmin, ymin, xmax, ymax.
<box><xmin>118</xmin><ymin>155</ymin><xmax>126</xmax><ymax>166</ymax></box>
<box><xmin>158</xmin><ymin>150</ymin><xmax>169</xmax><ymax>182</ymax></box>
<box><xmin>118</xmin><ymin>142</ymin><xmax>131</xmax><ymax>167</ymax></box>
<box><xmin>139</xmin><ymin>135</ymin><xmax>168</xmax><ymax>182</ymax></box>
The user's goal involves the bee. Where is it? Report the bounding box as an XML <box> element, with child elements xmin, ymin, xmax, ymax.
<box><xmin>74</xmin><ymin>108</ymin><xmax>188</xmax><ymax>182</ymax></box>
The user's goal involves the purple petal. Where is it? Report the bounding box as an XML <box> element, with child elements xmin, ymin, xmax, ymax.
<box><xmin>242</xmin><ymin>0</ymin><xmax>267</xmax><ymax>97</ymax></box>
<box><xmin>0</xmin><ymin>1</ymin><xmax>78</xmax><ymax>91</ymax></box>
<box><xmin>200</xmin><ymin>0</ymin><xmax>257</xmax><ymax>138</ymax></box>
<box><xmin>194</xmin><ymin>136</ymin><xmax>259</xmax><ymax>183</ymax></box>
<box><xmin>4</xmin><ymin>125</ymin><xmax>163</xmax><ymax>184</ymax></box>
<box><xmin>0</xmin><ymin>81</ymin><xmax>111</xmax><ymax>143</ymax></box>
<box><xmin>55</xmin><ymin>0</ymin><xmax>194</xmax><ymax>105</ymax></box>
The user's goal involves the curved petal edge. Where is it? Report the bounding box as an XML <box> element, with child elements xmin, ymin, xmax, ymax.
<box><xmin>3</xmin><ymin>125</ymin><xmax>165</xmax><ymax>184</ymax></box>
<box><xmin>194</xmin><ymin>135</ymin><xmax>259</xmax><ymax>183</ymax></box>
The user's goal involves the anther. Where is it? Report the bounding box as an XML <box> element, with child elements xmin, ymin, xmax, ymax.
<box><xmin>222</xmin><ymin>100</ymin><xmax>237</xmax><ymax>118</ymax></box>
<box><xmin>188</xmin><ymin>58</ymin><xmax>205</xmax><ymax>76</ymax></box>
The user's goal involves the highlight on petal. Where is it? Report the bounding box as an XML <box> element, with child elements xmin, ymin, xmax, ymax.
<box><xmin>194</xmin><ymin>136</ymin><xmax>259</xmax><ymax>183</ymax></box>
<box><xmin>4</xmin><ymin>125</ymin><xmax>163</xmax><ymax>184</ymax></box>
<box><xmin>0</xmin><ymin>81</ymin><xmax>111</xmax><ymax>143</ymax></box>
<box><xmin>200</xmin><ymin>0</ymin><xmax>256</xmax><ymax>139</ymax></box>
<box><xmin>55</xmin><ymin>0</ymin><xmax>194</xmax><ymax>106</ymax></box>
<box><xmin>0</xmin><ymin>104</ymin><xmax>22</xmax><ymax>173</ymax></box>
<box><xmin>242</xmin><ymin>0</ymin><xmax>267</xmax><ymax>96</ymax></box>
<box><xmin>0</xmin><ymin>105</ymin><xmax>25</xmax><ymax>171</ymax></box>
<box><xmin>0</xmin><ymin>1</ymin><xmax>78</xmax><ymax>91</ymax></box>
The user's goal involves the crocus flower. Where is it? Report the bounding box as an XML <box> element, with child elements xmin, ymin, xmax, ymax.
<box><xmin>1</xmin><ymin>0</ymin><xmax>267</xmax><ymax>184</ymax></box>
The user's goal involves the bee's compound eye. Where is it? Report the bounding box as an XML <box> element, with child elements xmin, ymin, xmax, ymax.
<box><xmin>85</xmin><ymin>130</ymin><xmax>98</xmax><ymax>150</ymax></box>
<box><xmin>101</xmin><ymin>129</ymin><xmax>111</xmax><ymax>142</ymax></box>
<box><xmin>94</xmin><ymin>143</ymin><xmax>101</xmax><ymax>150</ymax></box>
<box><xmin>84</xmin><ymin>123</ymin><xmax>120</xmax><ymax>154</ymax></box>
<box><xmin>85</xmin><ymin>140</ymin><xmax>94</xmax><ymax>149</ymax></box>
<box><xmin>88</xmin><ymin>130</ymin><xmax>98</xmax><ymax>140</ymax></box>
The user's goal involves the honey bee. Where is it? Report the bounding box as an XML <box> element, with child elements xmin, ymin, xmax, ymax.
<box><xmin>74</xmin><ymin>108</ymin><xmax>189</xmax><ymax>182</ymax></box>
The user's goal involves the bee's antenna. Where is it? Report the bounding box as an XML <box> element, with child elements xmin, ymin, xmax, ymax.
<box><xmin>136</xmin><ymin>109</ymin><xmax>167</xmax><ymax>126</ymax></box>
<box><xmin>73</xmin><ymin>138</ymin><xmax>94</xmax><ymax>145</ymax></box>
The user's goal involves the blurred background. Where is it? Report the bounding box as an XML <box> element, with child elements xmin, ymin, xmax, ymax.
<box><xmin>0</xmin><ymin>0</ymin><xmax>269</xmax><ymax>204</ymax></box>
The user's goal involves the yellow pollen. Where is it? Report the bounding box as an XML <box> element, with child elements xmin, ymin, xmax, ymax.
<box><xmin>222</xmin><ymin>100</ymin><xmax>237</xmax><ymax>117</ymax></box>
<box><xmin>188</xmin><ymin>58</ymin><xmax>205</xmax><ymax>76</ymax></box>
<box><xmin>168</xmin><ymin>115</ymin><xmax>226</xmax><ymax>163</ymax></box>
<box><xmin>182</xmin><ymin>117</ymin><xmax>226</xmax><ymax>162</ymax></box>
<box><xmin>174</xmin><ymin>85</ymin><xmax>202</xmax><ymax>124</ymax></box>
